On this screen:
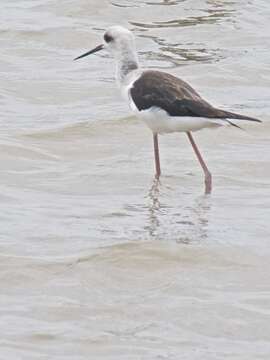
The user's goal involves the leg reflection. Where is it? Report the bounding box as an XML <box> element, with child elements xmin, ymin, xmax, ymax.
<box><xmin>176</xmin><ymin>195</ymin><xmax>211</xmax><ymax>244</ymax></box>
<box><xmin>145</xmin><ymin>177</ymin><xmax>161</xmax><ymax>239</ymax></box>
<box><xmin>145</xmin><ymin>179</ymin><xmax>212</xmax><ymax>243</ymax></box>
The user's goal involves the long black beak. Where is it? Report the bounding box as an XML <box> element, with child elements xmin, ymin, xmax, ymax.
<box><xmin>74</xmin><ymin>44</ymin><xmax>104</xmax><ymax>61</ymax></box>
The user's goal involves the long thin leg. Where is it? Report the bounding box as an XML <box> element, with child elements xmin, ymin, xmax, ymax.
<box><xmin>153</xmin><ymin>133</ymin><xmax>161</xmax><ymax>179</ymax></box>
<box><xmin>186</xmin><ymin>131</ymin><xmax>212</xmax><ymax>194</ymax></box>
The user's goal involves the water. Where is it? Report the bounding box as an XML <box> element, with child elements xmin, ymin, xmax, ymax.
<box><xmin>0</xmin><ymin>0</ymin><xmax>270</xmax><ymax>359</ymax></box>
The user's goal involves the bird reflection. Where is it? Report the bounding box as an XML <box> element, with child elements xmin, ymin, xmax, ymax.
<box><xmin>145</xmin><ymin>178</ymin><xmax>211</xmax><ymax>243</ymax></box>
<box><xmin>177</xmin><ymin>195</ymin><xmax>211</xmax><ymax>244</ymax></box>
<box><xmin>145</xmin><ymin>177</ymin><xmax>161</xmax><ymax>238</ymax></box>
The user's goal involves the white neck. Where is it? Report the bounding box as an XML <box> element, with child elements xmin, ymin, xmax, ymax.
<box><xmin>115</xmin><ymin>46</ymin><xmax>139</xmax><ymax>85</ymax></box>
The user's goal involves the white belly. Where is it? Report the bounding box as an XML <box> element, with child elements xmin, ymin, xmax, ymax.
<box><xmin>136</xmin><ymin>106</ymin><xmax>223</xmax><ymax>134</ymax></box>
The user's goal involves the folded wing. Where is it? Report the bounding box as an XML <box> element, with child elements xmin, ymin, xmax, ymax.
<box><xmin>130</xmin><ymin>70</ymin><xmax>261</xmax><ymax>123</ymax></box>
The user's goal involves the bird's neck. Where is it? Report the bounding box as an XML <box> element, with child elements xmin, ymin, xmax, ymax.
<box><xmin>115</xmin><ymin>48</ymin><xmax>139</xmax><ymax>85</ymax></box>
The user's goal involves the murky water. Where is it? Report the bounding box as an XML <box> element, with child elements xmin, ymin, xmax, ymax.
<box><xmin>0</xmin><ymin>0</ymin><xmax>270</xmax><ymax>359</ymax></box>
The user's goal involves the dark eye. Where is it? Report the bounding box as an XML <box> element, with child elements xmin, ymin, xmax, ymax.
<box><xmin>104</xmin><ymin>33</ymin><xmax>113</xmax><ymax>43</ymax></box>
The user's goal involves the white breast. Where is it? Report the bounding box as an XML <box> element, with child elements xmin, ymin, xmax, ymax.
<box><xmin>120</xmin><ymin>69</ymin><xmax>143</xmax><ymax>111</ymax></box>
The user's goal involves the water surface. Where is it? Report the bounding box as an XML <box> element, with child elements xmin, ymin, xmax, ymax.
<box><xmin>0</xmin><ymin>0</ymin><xmax>270</xmax><ymax>359</ymax></box>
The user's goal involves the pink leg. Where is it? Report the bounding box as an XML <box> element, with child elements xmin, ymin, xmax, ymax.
<box><xmin>153</xmin><ymin>133</ymin><xmax>161</xmax><ymax>179</ymax></box>
<box><xmin>187</xmin><ymin>132</ymin><xmax>212</xmax><ymax>194</ymax></box>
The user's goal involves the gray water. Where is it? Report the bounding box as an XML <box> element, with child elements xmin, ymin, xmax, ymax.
<box><xmin>0</xmin><ymin>1</ymin><xmax>270</xmax><ymax>359</ymax></box>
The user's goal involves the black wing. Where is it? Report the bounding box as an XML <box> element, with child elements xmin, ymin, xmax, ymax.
<box><xmin>130</xmin><ymin>70</ymin><xmax>261</xmax><ymax>122</ymax></box>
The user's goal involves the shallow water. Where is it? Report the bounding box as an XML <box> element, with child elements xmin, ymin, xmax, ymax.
<box><xmin>0</xmin><ymin>0</ymin><xmax>270</xmax><ymax>359</ymax></box>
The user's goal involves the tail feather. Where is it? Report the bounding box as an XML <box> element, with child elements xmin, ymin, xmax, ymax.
<box><xmin>226</xmin><ymin>119</ymin><xmax>243</xmax><ymax>130</ymax></box>
<box><xmin>218</xmin><ymin>109</ymin><xmax>262</xmax><ymax>123</ymax></box>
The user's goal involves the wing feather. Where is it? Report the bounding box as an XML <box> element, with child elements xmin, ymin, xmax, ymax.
<box><xmin>130</xmin><ymin>70</ymin><xmax>261</xmax><ymax>123</ymax></box>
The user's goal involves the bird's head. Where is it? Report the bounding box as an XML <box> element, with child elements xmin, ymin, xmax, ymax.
<box><xmin>74</xmin><ymin>26</ymin><xmax>136</xmax><ymax>61</ymax></box>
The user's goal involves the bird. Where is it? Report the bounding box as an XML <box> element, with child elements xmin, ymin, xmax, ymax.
<box><xmin>74</xmin><ymin>26</ymin><xmax>261</xmax><ymax>194</ymax></box>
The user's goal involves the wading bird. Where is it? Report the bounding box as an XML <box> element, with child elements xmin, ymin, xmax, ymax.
<box><xmin>75</xmin><ymin>26</ymin><xmax>261</xmax><ymax>194</ymax></box>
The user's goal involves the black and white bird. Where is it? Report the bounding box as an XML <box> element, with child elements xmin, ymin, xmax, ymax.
<box><xmin>75</xmin><ymin>26</ymin><xmax>261</xmax><ymax>194</ymax></box>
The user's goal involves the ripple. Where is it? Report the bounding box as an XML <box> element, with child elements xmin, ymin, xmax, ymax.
<box><xmin>130</xmin><ymin>8</ymin><xmax>235</xmax><ymax>29</ymax></box>
<box><xmin>112</xmin><ymin>0</ymin><xmax>185</xmax><ymax>7</ymax></box>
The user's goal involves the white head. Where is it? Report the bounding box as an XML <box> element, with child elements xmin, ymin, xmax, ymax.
<box><xmin>74</xmin><ymin>26</ymin><xmax>139</xmax><ymax>82</ymax></box>
<box><xmin>103</xmin><ymin>26</ymin><xmax>137</xmax><ymax>57</ymax></box>
<box><xmin>74</xmin><ymin>26</ymin><xmax>137</xmax><ymax>60</ymax></box>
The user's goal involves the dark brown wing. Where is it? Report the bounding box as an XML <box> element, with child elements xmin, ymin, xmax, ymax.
<box><xmin>130</xmin><ymin>70</ymin><xmax>261</xmax><ymax>122</ymax></box>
